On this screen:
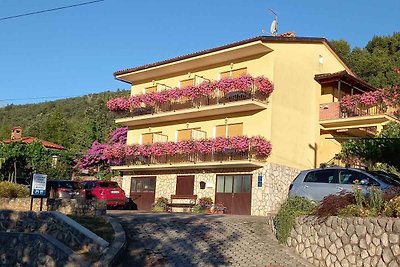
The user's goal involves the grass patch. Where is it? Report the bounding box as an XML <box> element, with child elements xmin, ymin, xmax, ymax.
<box><xmin>69</xmin><ymin>215</ymin><xmax>114</xmax><ymax>243</ymax></box>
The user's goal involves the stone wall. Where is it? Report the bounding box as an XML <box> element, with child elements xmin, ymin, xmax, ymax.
<box><xmin>287</xmin><ymin>216</ymin><xmax>400</xmax><ymax>267</ymax></box>
<box><xmin>251</xmin><ymin>163</ymin><xmax>300</xmax><ymax>216</ymax></box>
<box><xmin>155</xmin><ymin>174</ymin><xmax>176</xmax><ymax>199</ymax></box>
<box><xmin>0</xmin><ymin>198</ymin><xmax>106</xmax><ymax>216</ymax></box>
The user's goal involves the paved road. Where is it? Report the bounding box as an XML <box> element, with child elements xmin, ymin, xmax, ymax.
<box><xmin>109</xmin><ymin>211</ymin><xmax>313</xmax><ymax>267</ymax></box>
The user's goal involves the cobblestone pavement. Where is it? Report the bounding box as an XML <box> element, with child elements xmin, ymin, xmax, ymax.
<box><xmin>110</xmin><ymin>211</ymin><xmax>313</xmax><ymax>267</ymax></box>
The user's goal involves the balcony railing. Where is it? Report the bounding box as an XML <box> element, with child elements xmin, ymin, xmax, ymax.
<box><xmin>320</xmin><ymin>102</ymin><xmax>393</xmax><ymax>121</ymax></box>
<box><xmin>120</xmin><ymin>150</ymin><xmax>263</xmax><ymax>166</ymax></box>
<box><xmin>119</xmin><ymin>89</ymin><xmax>267</xmax><ymax>117</ymax></box>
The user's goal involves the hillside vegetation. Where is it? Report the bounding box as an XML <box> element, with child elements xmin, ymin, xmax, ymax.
<box><xmin>0</xmin><ymin>90</ymin><xmax>129</xmax><ymax>153</ymax></box>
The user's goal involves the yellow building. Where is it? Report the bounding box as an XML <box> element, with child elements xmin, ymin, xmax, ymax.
<box><xmin>110</xmin><ymin>36</ymin><xmax>397</xmax><ymax>215</ymax></box>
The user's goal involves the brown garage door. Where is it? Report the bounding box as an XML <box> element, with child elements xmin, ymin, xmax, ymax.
<box><xmin>130</xmin><ymin>177</ymin><xmax>156</xmax><ymax>210</ymax></box>
<box><xmin>215</xmin><ymin>174</ymin><xmax>252</xmax><ymax>215</ymax></box>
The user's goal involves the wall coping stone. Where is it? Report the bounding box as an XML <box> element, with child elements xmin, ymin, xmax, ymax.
<box><xmin>94</xmin><ymin>215</ymin><xmax>127</xmax><ymax>267</ymax></box>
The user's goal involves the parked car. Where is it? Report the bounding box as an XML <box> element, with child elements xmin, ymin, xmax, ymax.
<box><xmin>46</xmin><ymin>180</ymin><xmax>86</xmax><ymax>200</ymax></box>
<box><xmin>81</xmin><ymin>180</ymin><xmax>127</xmax><ymax>208</ymax></box>
<box><xmin>288</xmin><ymin>167</ymin><xmax>400</xmax><ymax>202</ymax></box>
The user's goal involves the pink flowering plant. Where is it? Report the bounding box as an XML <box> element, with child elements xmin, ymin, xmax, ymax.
<box><xmin>106</xmin><ymin>75</ymin><xmax>274</xmax><ymax>112</ymax></box>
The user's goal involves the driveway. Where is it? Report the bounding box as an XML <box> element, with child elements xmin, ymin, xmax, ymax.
<box><xmin>109</xmin><ymin>211</ymin><xmax>313</xmax><ymax>267</ymax></box>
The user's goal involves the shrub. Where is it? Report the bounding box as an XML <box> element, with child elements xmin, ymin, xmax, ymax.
<box><xmin>338</xmin><ymin>204</ymin><xmax>373</xmax><ymax>217</ymax></box>
<box><xmin>274</xmin><ymin>196</ymin><xmax>316</xmax><ymax>243</ymax></box>
<box><xmin>192</xmin><ymin>197</ymin><xmax>214</xmax><ymax>213</ymax></box>
<box><xmin>383</xmin><ymin>196</ymin><xmax>400</xmax><ymax>217</ymax></box>
<box><xmin>314</xmin><ymin>192</ymin><xmax>355</xmax><ymax>217</ymax></box>
<box><xmin>151</xmin><ymin>196</ymin><xmax>169</xmax><ymax>212</ymax></box>
<box><xmin>0</xmin><ymin>182</ymin><xmax>30</xmax><ymax>198</ymax></box>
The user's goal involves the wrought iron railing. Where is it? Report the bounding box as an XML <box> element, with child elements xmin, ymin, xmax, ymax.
<box><xmin>118</xmin><ymin>87</ymin><xmax>268</xmax><ymax>117</ymax></box>
<box><xmin>121</xmin><ymin>150</ymin><xmax>263</xmax><ymax>166</ymax></box>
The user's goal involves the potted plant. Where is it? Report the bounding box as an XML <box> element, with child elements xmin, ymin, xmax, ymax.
<box><xmin>192</xmin><ymin>197</ymin><xmax>213</xmax><ymax>213</ymax></box>
<box><xmin>210</xmin><ymin>202</ymin><xmax>227</xmax><ymax>214</ymax></box>
<box><xmin>151</xmin><ymin>196</ymin><xmax>169</xmax><ymax>212</ymax></box>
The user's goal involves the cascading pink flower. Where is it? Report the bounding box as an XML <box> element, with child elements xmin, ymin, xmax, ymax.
<box><xmin>150</xmin><ymin>142</ymin><xmax>167</xmax><ymax>156</ymax></box>
<box><xmin>230</xmin><ymin>136</ymin><xmax>250</xmax><ymax>152</ymax></box>
<box><xmin>138</xmin><ymin>144</ymin><xmax>151</xmax><ymax>157</ymax></box>
<box><xmin>176</xmin><ymin>140</ymin><xmax>194</xmax><ymax>154</ymax></box>
<box><xmin>213</xmin><ymin>137</ymin><xmax>230</xmax><ymax>152</ymax></box>
<box><xmin>254</xmin><ymin>76</ymin><xmax>274</xmax><ymax>96</ymax></box>
<box><xmin>106</xmin><ymin>75</ymin><xmax>275</xmax><ymax>112</ymax></box>
<box><xmin>195</xmin><ymin>139</ymin><xmax>214</xmax><ymax>154</ymax></box>
<box><xmin>250</xmin><ymin>136</ymin><xmax>272</xmax><ymax>157</ymax></box>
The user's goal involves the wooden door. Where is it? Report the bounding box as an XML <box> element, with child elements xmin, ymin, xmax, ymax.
<box><xmin>215</xmin><ymin>174</ymin><xmax>252</xmax><ymax>215</ymax></box>
<box><xmin>176</xmin><ymin>175</ymin><xmax>195</xmax><ymax>196</ymax></box>
<box><xmin>130</xmin><ymin>177</ymin><xmax>156</xmax><ymax>210</ymax></box>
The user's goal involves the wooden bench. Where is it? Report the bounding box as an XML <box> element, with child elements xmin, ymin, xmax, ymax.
<box><xmin>167</xmin><ymin>195</ymin><xmax>197</xmax><ymax>212</ymax></box>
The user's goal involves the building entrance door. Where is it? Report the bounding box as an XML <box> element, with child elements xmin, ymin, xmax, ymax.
<box><xmin>130</xmin><ymin>177</ymin><xmax>156</xmax><ymax>210</ymax></box>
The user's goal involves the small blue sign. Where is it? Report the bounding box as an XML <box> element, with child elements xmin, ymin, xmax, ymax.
<box><xmin>257</xmin><ymin>175</ymin><xmax>263</xmax><ymax>187</ymax></box>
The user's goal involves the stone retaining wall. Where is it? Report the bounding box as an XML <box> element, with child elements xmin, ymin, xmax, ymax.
<box><xmin>287</xmin><ymin>216</ymin><xmax>400</xmax><ymax>267</ymax></box>
<box><xmin>0</xmin><ymin>197</ymin><xmax>106</xmax><ymax>216</ymax></box>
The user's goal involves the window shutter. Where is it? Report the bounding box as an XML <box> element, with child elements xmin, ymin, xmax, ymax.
<box><xmin>177</xmin><ymin>129</ymin><xmax>192</xmax><ymax>141</ymax></box>
<box><xmin>141</xmin><ymin>133</ymin><xmax>153</xmax><ymax>145</ymax></box>
<box><xmin>227</xmin><ymin>123</ymin><xmax>243</xmax><ymax>137</ymax></box>
<box><xmin>220</xmin><ymin>71</ymin><xmax>230</xmax><ymax>79</ymax></box>
<box><xmin>145</xmin><ymin>86</ymin><xmax>157</xmax><ymax>94</ymax></box>
<box><xmin>180</xmin><ymin>78</ymin><xmax>194</xmax><ymax>88</ymax></box>
<box><xmin>231</xmin><ymin>68</ymin><xmax>247</xmax><ymax>78</ymax></box>
<box><xmin>215</xmin><ymin>125</ymin><xmax>226</xmax><ymax>137</ymax></box>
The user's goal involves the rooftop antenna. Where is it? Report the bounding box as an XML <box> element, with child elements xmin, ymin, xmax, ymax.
<box><xmin>268</xmin><ymin>9</ymin><xmax>278</xmax><ymax>36</ymax></box>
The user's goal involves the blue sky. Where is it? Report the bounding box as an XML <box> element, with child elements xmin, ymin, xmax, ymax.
<box><xmin>0</xmin><ymin>0</ymin><xmax>399</xmax><ymax>105</ymax></box>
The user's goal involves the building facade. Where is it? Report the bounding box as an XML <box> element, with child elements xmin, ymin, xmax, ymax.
<box><xmin>109</xmin><ymin>36</ymin><xmax>397</xmax><ymax>215</ymax></box>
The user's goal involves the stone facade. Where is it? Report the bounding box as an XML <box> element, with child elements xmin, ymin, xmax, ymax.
<box><xmin>287</xmin><ymin>216</ymin><xmax>400</xmax><ymax>267</ymax></box>
<box><xmin>121</xmin><ymin>162</ymin><xmax>298</xmax><ymax>216</ymax></box>
<box><xmin>251</xmin><ymin>163</ymin><xmax>300</xmax><ymax>216</ymax></box>
<box><xmin>0</xmin><ymin>198</ymin><xmax>106</xmax><ymax>216</ymax></box>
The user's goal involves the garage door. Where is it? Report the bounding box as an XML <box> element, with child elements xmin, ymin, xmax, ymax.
<box><xmin>215</xmin><ymin>174</ymin><xmax>252</xmax><ymax>215</ymax></box>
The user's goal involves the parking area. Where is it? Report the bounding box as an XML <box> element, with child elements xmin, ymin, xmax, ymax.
<box><xmin>109</xmin><ymin>211</ymin><xmax>312</xmax><ymax>267</ymax></box>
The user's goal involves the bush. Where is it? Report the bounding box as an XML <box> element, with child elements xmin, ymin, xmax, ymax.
<box><xmin>151</xmin><ymin>196</ymin><xmax>169</xmax><ymax>212</ymax></box>
<box><xmin>383</xmin><ymin>196</ymin><xmax>400</xmax><ymax>217</ymax></box>
<box><xmin>0</xmin><ymin>182</ymin><xmax>30</xmax><ymax>198</ymax></box>
<box><xmin>192</xmin><ymin>197</ymin><xmax>214</xmax><ymax>213</ymax></box>
<box><xmin>338</xmin><ymin>204</ymin><xmax>374</xmax><ymax>217</ymax></box>
<box><xmin>274</xmin><ymin>196</ymin><xmax>316</xmax><ymax>243</ymax></box>
<box><xmin>314</xmin><ymin>193</ymin><xmax>355</xmax><ymax>217</ymax></box>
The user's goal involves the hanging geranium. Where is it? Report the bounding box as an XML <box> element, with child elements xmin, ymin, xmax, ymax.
<box><xmin>250</xmin><ymin>136</ymin><xmax>272</xmax><ymax>157</ymax></box>
<box><xmin>176</xmin><ymin>140</ymin><xmax>194</xmax><ymax>154</ymax></box>
<box><xmin>107</xmin><ymin>75</ymin><xmax>274</xmax><ymax>112</ymax></box>
<box><xmin>150</xmin><ymin>142</ymin><xmax>167</xmax><ymax>156</ymax></box>
<box><xmin>230</xmin><ymin>136</ymin><xmax>250</xmax><ymax>152</ymax></box>
<box><xmin>138</xmin><ymin>144</ymin><xmax>151</xmax><ymax>157</ymax></box>
<box><xmin>254</xmin><ymin>76</ymin><xmax>274</xmax><ymax>96</ymax></box>
<box><xmin>195</xmin><ymin>139</ymin><xmax>213</xmax><ymax>154</ymax></box>
<box><xmin>213</xmin><ymin>137</ymin><xmax>230</xmax><ymax>152</ymax></box>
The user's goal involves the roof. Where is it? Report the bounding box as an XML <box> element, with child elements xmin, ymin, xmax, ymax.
<box><xmin>2</xmin><ymin>137</ymin><xmax>65</xmax><ymax>150</ymax></box>
<box><xmin>114</xmin><ymin>36</ymin><xmax>336</xmax><ymax>77</ymax></box>
<box><xmin>314</xmin><ymin>71</ymin><xmax>376</xmax><ymax>92</ymax></box>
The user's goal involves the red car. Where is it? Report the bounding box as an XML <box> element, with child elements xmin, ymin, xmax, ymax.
<box><xmin>81</xmin><ymin>180</ymin><xmax>126</xmax><ymax>208</ymax></box>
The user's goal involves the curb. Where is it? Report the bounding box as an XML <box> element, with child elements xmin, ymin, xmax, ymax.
<box><xmin>94</xmin><ymin>215</ymin><xmax>127</xmax><ymax>267</ymax></box>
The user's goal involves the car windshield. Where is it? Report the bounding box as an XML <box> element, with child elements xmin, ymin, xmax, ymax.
<box><xmin>59</xmin><ymin>181</ymin><xmax>83</xmax><ymax>189</ymax></box>
<box><xmin>99</xmin><ymin>182</ymin><xmax>119</xmax><ymax>188</ymax></box>
<box><xmin>368</xmin><ymin>171</ymin><xmax>400</xmax><ymax>186</ymax></box>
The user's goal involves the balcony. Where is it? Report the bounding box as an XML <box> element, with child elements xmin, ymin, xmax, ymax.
<box><xmin>115</xmin><ymin>91</ymin><xmax>268</xmax><ymax>127</ymax></box>
<box><xmin>111</xmin><ymin>151</ymin><xmax>265</xmax><ymax>172</ymax></box>
<box><xmin>319</xmin><ymin>102</ymin><xmax>398</xmax><ymax>135</ymax></box>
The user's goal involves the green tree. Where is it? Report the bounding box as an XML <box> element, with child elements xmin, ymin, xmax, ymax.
<box><xmin>331</xmin><ymin>32</ymin><xmax>400</xmax><ymax>88</ymax></box>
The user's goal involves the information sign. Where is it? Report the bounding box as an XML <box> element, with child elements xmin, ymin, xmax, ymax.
<box><xmin>31</xmin><ymin>174</ymin><xmax>47</xmax><ymax>197</ymax></box>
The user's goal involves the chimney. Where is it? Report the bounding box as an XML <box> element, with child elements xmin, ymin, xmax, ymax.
<box><xmin>11</xmin><ymin>127</ymin><xmax>23</xmax><ymax>140</ymax></box>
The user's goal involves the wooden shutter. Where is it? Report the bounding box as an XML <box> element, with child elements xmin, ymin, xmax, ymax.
<box><xmin>176</xmin><ymin>175</ymin><xmax>194</xmax><ymax>195</ymax></box>
<box><xmin>227</xmin><ymin>123</ymin><xmax>243</xmax><ymax>137</ymax></box>
<box><xmin>215</xmin><ymin>125</ymin><xmax>226</xmax><ymax>137</ymax></box>
<box><xmin>231</xmin><ymin>68</ymin><xmax>247</xmax><ymax>78</ymax></box>
<box><xmin>180</xmin><ymin>78</ymin><xmax>194</xmax><ymax>88</ymax></box>
<box><xmin>145</xmin><ymin>86</ymin><xmax>157</xmax><ymax>94</ymax></box>
<box><xmin>177</xmin><ymin>129</ymin><xmax>192</xmax><ymax>141</ymax></box>
<box><xmin>141</xmin><ymin>133</ymin><xmax>153</xmax><ymax>145</ymax></box>
<box><xmin>220</xmin><ymin>71</ymin><xmax>230</xmax><ymax>79</ymax></box>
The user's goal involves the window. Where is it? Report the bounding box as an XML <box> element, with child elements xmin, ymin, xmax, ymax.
<box><xmin>131</xmin><ymin>177</ymin><xmax>156</xmax><ymax>193</ymax></box>
<box><xmin>141</xmin><ymin>132</ymin><xmax>167</xmax><ymax>144</ymax></box>
<box><xmin>220</xmin><ymin>67</ymin><xmax>247</xmax><ymax>79</ymax></box>
<box><xmin>177</xmin><ymin>128</ymin><xmax>206</xmax><ymax>141</ymax></box>
<box><xmin>215</xmin><ymin>123</ymin><xmax>243</xmax><ymax>138</ymax></box>
<box><xmin>179</xmin><ymin>78</ymin><xmax>194</xmax><ymax>88</ymax></box>
<box><xmin>145</xmin><ymin>86</ymin><xmax>157</xmax><ymax>94</ymax></box>
<box><xmin>304</xmin><ymin>170</ymin><xmax>338</xmax><ymax>184</ymax></box>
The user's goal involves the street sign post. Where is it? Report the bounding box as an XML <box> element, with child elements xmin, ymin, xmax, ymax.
<box><xmin>30</xmin><ymin>173</ymin><xmax>47</xmax><ymax>211</ymax></box>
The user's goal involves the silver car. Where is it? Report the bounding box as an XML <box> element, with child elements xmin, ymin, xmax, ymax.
<box><xmin>288</xmin><ymin>167</ymin><xmax>400</xmax><ymax>202</ymax></box>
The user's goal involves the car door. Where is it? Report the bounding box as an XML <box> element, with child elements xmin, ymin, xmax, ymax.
<box><xmin>299</xmin><ymin>169</ymin><xmax>338</xmax><ymax>201</ymax></box>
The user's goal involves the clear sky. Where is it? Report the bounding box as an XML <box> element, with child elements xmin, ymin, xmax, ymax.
<box><xmin>0</xmin><ymin>0</ymin><xmax>399</xmax><ymax>105</ymax></box>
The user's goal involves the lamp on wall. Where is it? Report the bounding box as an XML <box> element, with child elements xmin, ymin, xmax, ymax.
<box><xmin>148</xmin><ymin>127</ymin><xmax>151</xmax><ymax>132</ymax></box>
<box><xmin>225</xmin><ymin>117</ymin><xmax>228</xmax><ymax>124</ymax></box>
<box><xmin>186</xmin><ymin>122</ymin><xmax>189</xmax><ymax>129</ymax></box>
<box><xmin>188</xmin><ymin>72</ymin><xmax>191</xmax><ymax>78</ymax></box>
<box><xmin>230</xmin><ymin>63</ymin><xmax>234</xmax><ymax>69</ymax></box>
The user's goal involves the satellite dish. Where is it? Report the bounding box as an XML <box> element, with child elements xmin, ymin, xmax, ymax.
<box><xmin>268</xmin><ymin>9</ymin><xmax>278</xmax><ymax>36</ymax></box>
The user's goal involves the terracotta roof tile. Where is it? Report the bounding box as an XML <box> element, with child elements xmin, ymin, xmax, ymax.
<box><xmin>2</xmin><ymin>137</ymin><xmax>65</xmax><ymax>150</ymax></box>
